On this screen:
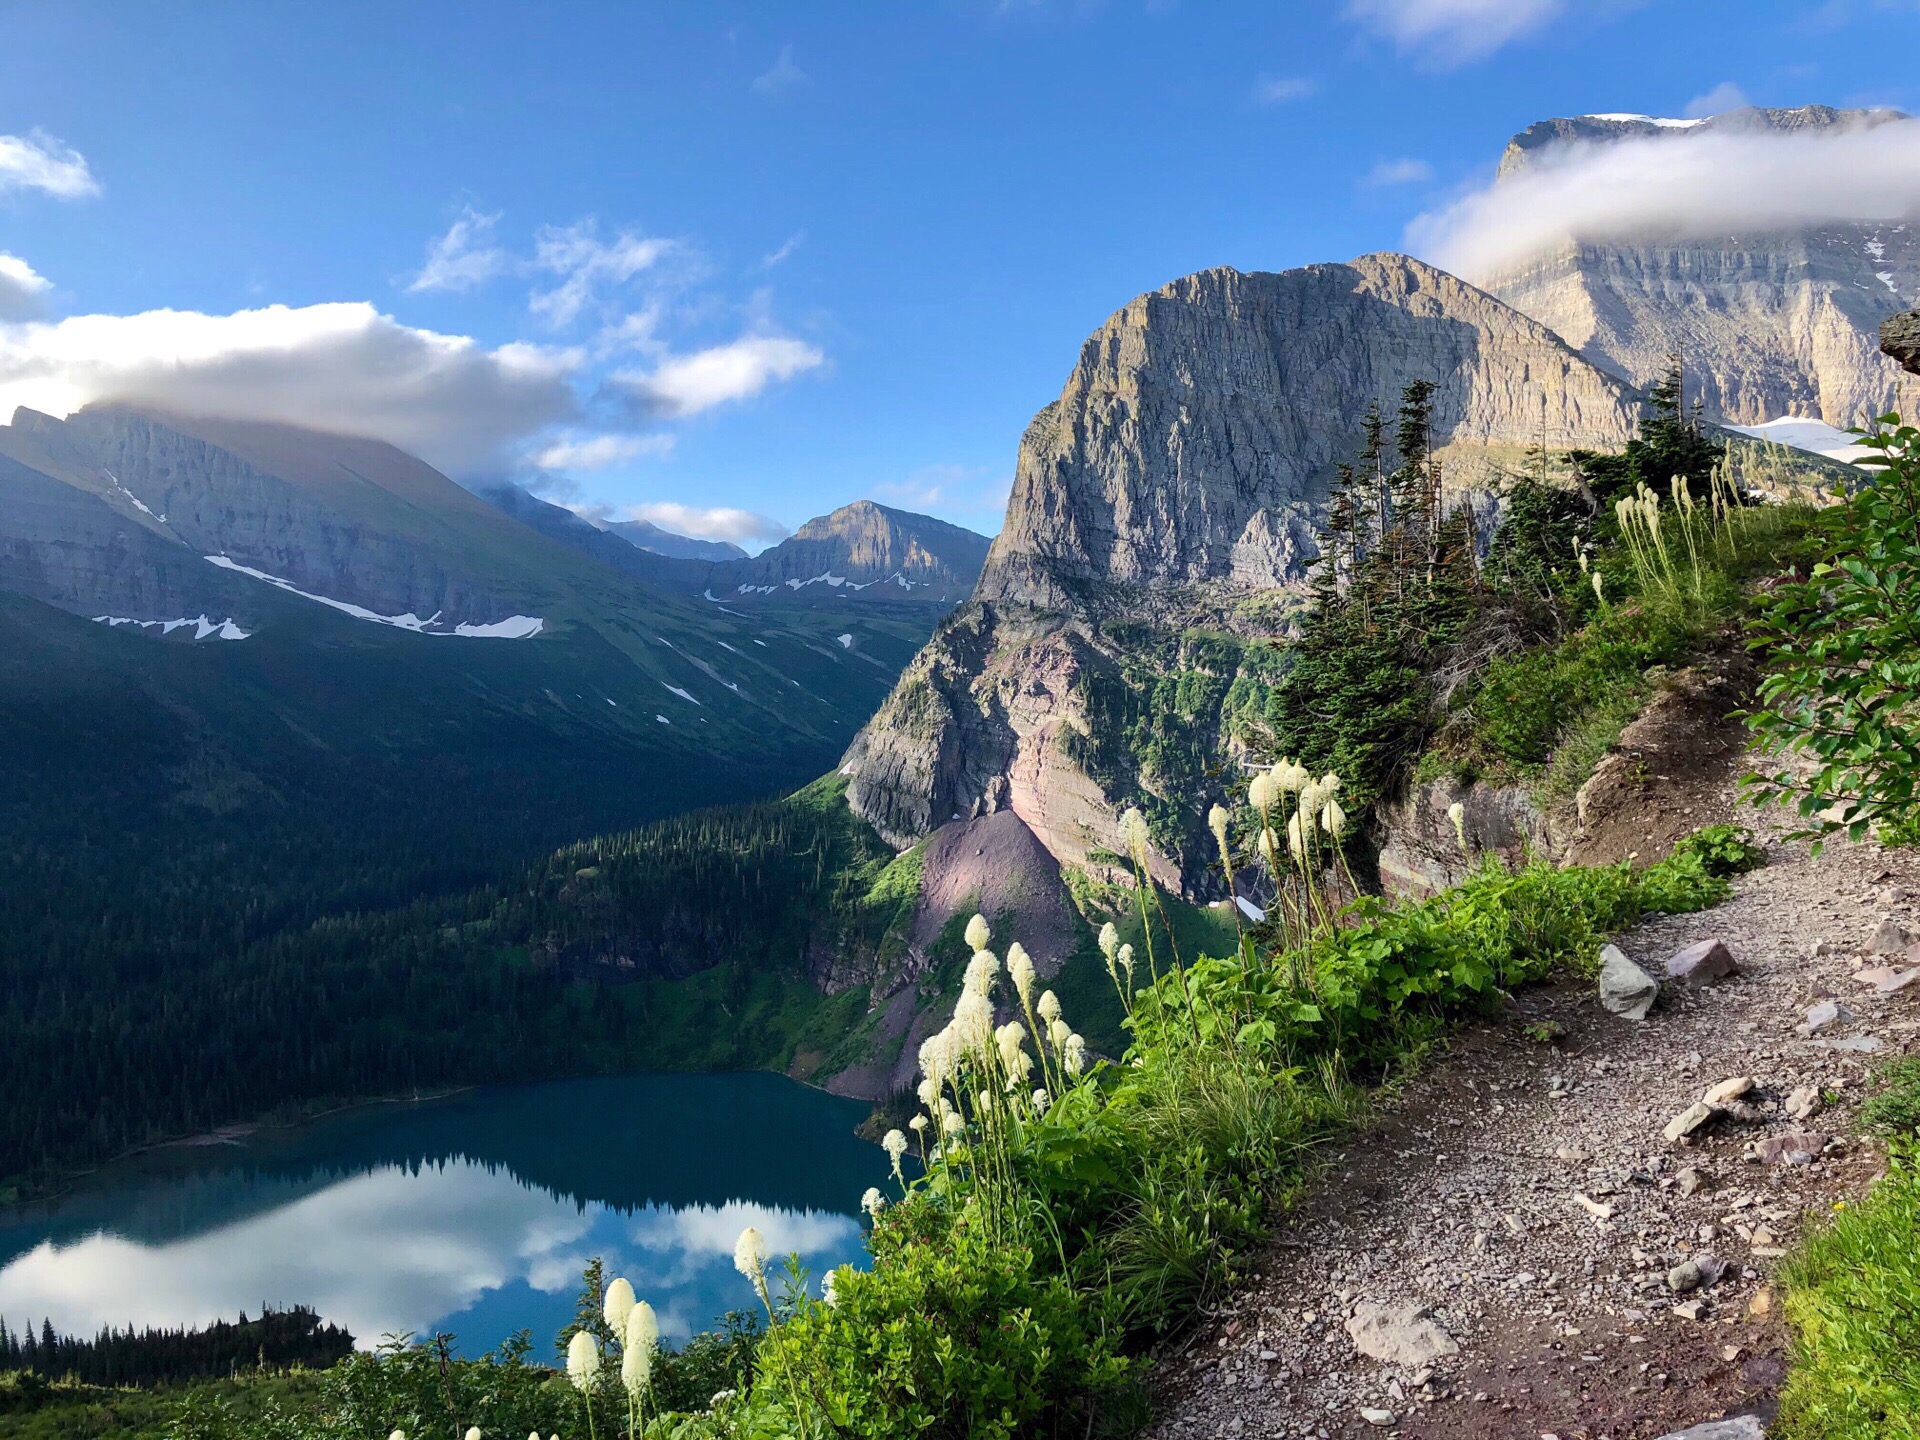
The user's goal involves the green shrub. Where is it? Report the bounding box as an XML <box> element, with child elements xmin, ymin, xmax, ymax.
<box><xmin>1777</xmin><ymin>1144</ymin><xmax>1920</xmax><ymax>1440</ymax></box>
<box><xmin>762</xmin><ymin>1203</ymin><xmax>1126</xmax><ymax>1440</ymax></box>
<box><xmin>1860</xmin><ymin>1058</ymin><xmax>1920</xmax><ymax>1138</ymax></box>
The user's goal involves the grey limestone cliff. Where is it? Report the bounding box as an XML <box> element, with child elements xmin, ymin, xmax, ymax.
<box><xmin>842</xmin><ymin>254</ymin><xmax>1641</xmax><ymax>873</ymax></box>
<box><xmin>1482</xmin><ymin>106</ymin><xmax>1918</xmax><ymax>426</ymax></box>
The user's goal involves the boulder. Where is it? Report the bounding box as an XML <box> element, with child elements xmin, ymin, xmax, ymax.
<box><xmin>1703</xmin><ymin>1076</ymin><xmax>1753</xmax><ymax>1105</ymax></box>
<box><xmin>1798</xmin><ymin>1000</ymin><xmax>1855</xmax><ymax>1036</ymax></box>
<box><xmin>1344</xmin><ymin>1299</ymin><xmax>1460</xmax><ymax>1368</ymax></box>
<box><xmin>1884</xmin><ymin>307</ymin><xmax>1920</xmax><ymax>376</ymax></box>
<box><xmin>1664</xmin><ymin>1101</ymin><xmax>1719</xmax><ymax>1143</ymax></box>
<box><xmin>1868</xmin><ymin>915</ymin><xmax>1913</xmax><ymax>955</ymax></box>
<box><xmin>1653</xmin><ymin>1419</ymin><xmax>1767</xmax><ymax>1440</ymax></box>
<box><xmin>1668</xmin><ymin>938</ymin><xmax>1739</xmax><ymax>984</ymax></box>
<box><xmin>1785</xmin><ymin>1086</ymin><xmax>1822</xmax><ymax>1121</ymax></box>
<box><xmin>1599</xmin><ymin>945</ymin><xmax>1661</xmax><ymax>1021</ymax></box>
<box><xmin>1756</xmin><ymin>1131</ymin><xmax>1826</xmax><ymax>1166</ymax></box>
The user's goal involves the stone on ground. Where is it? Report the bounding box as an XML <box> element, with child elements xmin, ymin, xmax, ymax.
<box><xmin>1668</xmin><ymin>938</ymin><xmax>1739</xmax><ymax>983</ymax></box>
<box><xmin>1653</xmin><ymin>1418</ymin><xmax>1767</xmax><ymax>1439</ymax></box>
<box><xmin>1703</xmin><ymin>1076</ymin><xmax>1753</xmax><ymax>1105</ymax></box>
<box><xmin>1599</xmin><ymin>944</ymin><xmax>1661</xmax><ymax>1020</ymax></box>
<box><xmin>1664</xmin><ymin>1100</ymin><xmax>1718</xmax><ymax>1143</ymax></box>
<box><xmin>1343</xmin><ymin>1299</ymin><xmax>1459</xmax><ymax>1367</ymax></box>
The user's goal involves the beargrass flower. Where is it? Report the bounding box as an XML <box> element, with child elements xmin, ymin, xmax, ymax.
<box><xmin>882</xmin><ymin>1127</ymin><xmax>909</xmax><ymax>1182</ymax></box>
<box><xmin>909</xmin><ymin>1113</ymin><xmax>928</xmax><ymax>1134</ymax></box>
<box><xmin>952</xmin><ymin>990</ymin><xmax>994</xmax><ymax>1055</ymax></box>
<box><xmin>964</xmin><ymin>913</ymin><xmax>991</xmax><ymax>951</ymax></box>
<box><xmin>1049</xmin><ymin>1016</ymin><xmax>1071</xmax><ymax>1050</ymax></box>
<box><xmin>567</xmin><ymin>1330</ymin><xmax>600</xmax><ymax>1392</ymax></box>
<box><xmin>1117</xmin><ymin>943</ymin><xmax>1135</xmax><ymax>987</ymax></box>
<box><xmin>1208</xmin><ymin>803</ymin><xmax>1230</xmax><ymax>850</ymax></box>
<box><xmin>1591</xmin><ymin>571</ymin><xmax>1604</xmax><ymax>603</ymax></box>
<box><xmin>962</xmin><ymin>948</ymin><xmax>1000</xmax><ymax>996</ymax></box>
<box><xmin>1447</xmin><ymin>801</ymin><xmax>1467</xmax><ymax>854</ymax></box>
<box><xmin>1258</xmin><ymin>826</ymin><xmax>1278</xmax><ymax>863</ymax></box>
<box><xmin>733</xmin><ymin>1227</ymin><xmax>768</xmax><ymax>1292</ymax></box>
<box><xmin>1037</xmin><ymin>989</ymin><xmax>1061</xmax><ymax>1024</ymax></box>
<box><xmin>1098</xmin><ymin>921</ymin><xmax>1119</xmax><ymax>959</ymax></box>
<box><xmin>822</xmin><ymin>1269</ymin><xmax>840</xmax><ymax>1307</ymax></box>
<box><xmin>621</xmin><ymin>1304</ymin><xmax>656</xmax><ymax>1396</ymax></box>
<box><xmin>1275</xmin><ymin>758</ymin><xmax>1311</xmax><ymax>793</ymax></box>
<box><xmin>390</xmin><ymin>1432</ymin><xmax>406</xmax><ymax>1440</ymax></box>
<box><xmin>1032</xmin><ymin>1087</ymin><xmax>1049</xmax><ymax>1111</ymax></box>
<box><xmin>1299</xmin><ymin>778</ymin><xmax>1326</xmax><ymax>821</ymax></box>
<box><xmin>941</xmin><ymin>1101</ymin><xmax>964</xmax><ymax>1135</ymax></box>
<box><xmin>861</xmin><ymin>1186</ymin><xmax>886</xmax><ymax>1217</ymax></box>
<box><xmin>1287</xmin><ymin>811</ymin><xmax>1306</xmax><ymax>860</ymax></box>
<box><xmin>995</xmin><ymin>1020</ymin><xmax>1028</xmax><ymax>1073</ymax></box>
<box><xmin>604</xmin><ymin>1276</ymin><xmax>636</xmax><ymax>1336</ymax></box>
<box><xmin>1121</xmin><ymin>807</ymin><xmax>1151</xmax><ymax>864</ymax></box>
<box><xmin>1321</xmin><ymin>798</ymin><xmax>1347</xmax><ymax>837</ymax></box>
<box><xmin>466</xmin><ymin>1429</ymin><xmax>481</xmax><ymax>1440</ymax></box>
<box><xmin>709</xmin><ymin>1391</ymin><xmax>735</xmax><ymax>1410</ymax></box>
<box><xmin>1006</xmin><ymin>942</ymin><xmax>1034</xmax><ymax>1005</ymax></box>
<box><xmin>1064</xmin><ymin>1034</ymin><xmax>1087</xmax><ymax>1076</ymax></box>
<box><xmin>1248</xmin><ymin>771</ymin><xmax>1275</xmax><ymax>814</ymax></box>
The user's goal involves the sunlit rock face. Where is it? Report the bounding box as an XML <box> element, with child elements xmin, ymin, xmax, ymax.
<box><xmin>1479</xmin><ymin>106</ymin><xmax>1919</xmax><ymax>428</ymax></box>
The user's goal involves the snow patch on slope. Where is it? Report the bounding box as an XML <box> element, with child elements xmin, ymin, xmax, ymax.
<box><xmin>1726</xmin><ymin>416</ymin><xmax>1877</xmax><ymax>464</ymax></box>
<box><xmin>94</xmin><ymin>614</ymin><xmax>249</xmax><ymax>640</ymax></box>
<box><xmin>203</xmin><ymin>557</ymin><xmax>543</xmax><ymax>637</ymax></box>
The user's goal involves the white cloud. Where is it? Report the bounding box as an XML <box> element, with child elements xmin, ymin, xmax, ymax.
<box><xmin>874</xmin><ymin>463</ymin><xmax>1012</xmax><ymax>527</ymax></box>
<box><xmin>616</xmin><ymin>335</ymin><xmax>824</xmax><ymax>417</ymax></box>
<box><xmin>1362</xmin><ymin>156</ymin><xmax>1435</xmax><ymax>187</ymax></box>
<box><xmin>1410</xmin><ymin>111</ymin><xmax>1920</xmax><ymax>282</ymax></box>
<box><xmin>1683</xmin><ymin>81</ymin><xmax>1751</xmax><ymax>119</ymax></box>
<box><xmin>534</xmin><ymin>431</ymin><xmax>675</xmax><ymax>471</ymax></box>
<box><xmin>531</xmin><ymin>221</ymin><xmax>676</xmax><ymax>328</ymax></box>
<box><xmin>407</xmin><ymin>206</ymin><xmax>510</xmax><ymax>293</ymax></box>
<box><xmin>1344</xmin><ymin>0</ymin><xmax>1567</xmax><ymax>65</ymax></box>
<box><xmin>1252</xmin><ymin>75</ymin><xmax>1318</xmax><ymax>105</ymax></box>
<box><xmin>0</xmin><ymin>301</ymin><xmax>581</xmax><ymax>477</ymax></box>
<box><xmin>759</xmin><ymin>232</ymin><xmax>805</xmax><ymax>269</ymax></box>
<box><xmin>0</xmin><ymin>130</ymin><xmax>99</xmax><ymax>200</ymax></box>
<box><xmin>624</xmin><ymin>501</ymin><xmax>789</xmax><ymax>547</ymax></box>
<box><xmin>752</xmin><ymin>45</ymin><xmax>810</xmax><ymax>96</ymax></box>
<box><xmin>0</xmin><ymin>253</ymin><xmax>53</xmax><ymax>320</ymax></box>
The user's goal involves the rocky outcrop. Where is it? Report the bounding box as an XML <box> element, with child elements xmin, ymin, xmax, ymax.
<box><xmin>708</xmin><ymin>501</ymin><xmax>988</xmax><ymax>605</ymax></box>
<box><xmin>980</xmin><ymin>255</ymin><xmax>1638</xmax><ymax>612</ymax></box>
<box><xmin>1374</xmin><ymin>777</ymin><xmax>1559</xmax><ymax>897</ymax></box>
<box><xmin>843</xmin><ymin>255</ymin><xmax>1638</xmax><ymax>878</ymax></box>
<box><xmin>1884</xmin><ymin>307</ymin><xmax>1920</xmax><ymax>374</ymax></box>
<box><xmin>1483</xmin><ymin>106</ymin><xmax>1917</xmax><ymax>427</ymax></box>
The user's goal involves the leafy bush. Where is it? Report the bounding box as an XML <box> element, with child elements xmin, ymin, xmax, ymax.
<box><xmin>1747</xmin><ymin>416</ymin><xmax>1920</xmax><ymax>843</ymax></box>
<box><xmin>763</xmin><ymin>1206</ymin><xmax>1126</xmax><ymax>1440</ymax></box>
<box><xmin>1777</xmin><ymin>1144</ymin><xmax>1920</xmax><ymax>1440</ymax></box>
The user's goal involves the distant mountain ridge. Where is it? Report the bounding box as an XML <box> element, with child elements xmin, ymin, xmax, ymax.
<box><xmin>1481</xmin><ymin>104</ymin><xmax>1919</xmax><ymax>427</ymax></box>
<box><xmin>594</xmin><ymin>515</ymin><xmax>747</xmax><ymax>561</ymax></box>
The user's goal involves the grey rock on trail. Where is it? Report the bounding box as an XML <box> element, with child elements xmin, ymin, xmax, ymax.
<box><xmin>1599</xmin><ymin>944</ymin><xmax>1661</xmax><ymax>1020</ymax></box>
<box><xmin>1344</xmin><ymin>1300</ymin><xmax>1459</xmax><ymax>1368</ymax></box>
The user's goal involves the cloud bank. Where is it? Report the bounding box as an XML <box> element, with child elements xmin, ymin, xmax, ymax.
<box><xmin>0</xmin><ymin>254</ymin><xmax>53</xmax><ymax>320</ymax></box>
<box><xmin>616</xmin><ymin>335</ymin><xmax>825</xmax><ymax>418</ymax></box>
<box><xmin>625</xmin><ymin>501</ymin><xmax>789</xmax><ymax>547</ymax></box>
<box><xmin>1409</xmin><ymin>112</ymin><xmax>1920</xmax><ymax>281</ymax></box>
<box><xmin>0</xmin><ymin>301</ymin><xmax>581</xmax><ymax>476</ymax></box>
<box><xmin>0</xmin><ymin>130</ymin><xmax>98</xmax><ymax>199</ymax></box>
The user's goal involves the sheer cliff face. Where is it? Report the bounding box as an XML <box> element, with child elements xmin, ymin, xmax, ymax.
<box><xmin>843</xmin><ymin>255</ymin><xmax>1639</xmax><ymax>861</ymax></box>
<box><xmin>978</xmin><ymin>256</ymin><xmax>1638</xmax><ymax>612</ymax></box>
<box><xmin>1481</xmin><ymin>106</ymin><xmax>1919</xmax><ymax>427</ymax></box>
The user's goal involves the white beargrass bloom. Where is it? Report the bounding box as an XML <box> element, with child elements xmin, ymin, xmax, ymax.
<box><xmin>964</xmin><ymin>913</ymin><xmax>991</xmax><ymax>951</ymax></box>
<box><xmin>1248</xmin><ymin>771</ymin><xmax>1275</xmax><ymax>814</ymax></box>
<box><xmin>1258</xmin><ymin>826</ymin><xmax>1278</xmax><ymax>863</ymax></box>
<box><xmin>1006</xmin><ymin>943</ymin><xmax>1035</xmax><ymax>1005</ymax></box>
<box><xmin>732</xmin><ymin>1227</ymin><xmax>768</xmax><ymax>1290</ymax></box>
<box><xmin>465</xmin><ymin>1429</ymin><xmax>481</xmax><ymax>1440</ymax></box>
<box><xmin>941</xmin><ymin>1101</ymin><xmax>964</xmax><ymax>1135</ymax></box>
<box><xmin>1098</xmin><ymin>921</ymin><xmax>1119</xmax><ymax>959</ymax></box>
<box><xmin>1037</xmin><ymin>989</ymin><xmax>1061</xmax><ymax>1023</ymax></box>
<box><xmin>1287</xmin><ymin>811</ymin><xmax>1306</xmax><ymax>861</ymax></box>
<box><xmin>390</xmin><ymin>1432</ymin><xmax>407</xmax><ymax>1440</ymax></box>
<box><xmin>861</xmin><ymin>1186</ymin><xmax>886</xmax><ymax>1217</ymax></box>
<box><xmin>603</xmin><ymin>1276</ymin><xmax>636</xmax><ymax>1336</ymax></box>
<box><xmin>962</xmin><ymin>948</ymin><xmax>999</xmax><ymax>996</ymax></box>
<box><xmin>951</xmin><ymin>990</ymin><xmax>994</xmax><ymax>1056</ymax></box>
<box><xmin>1117</xmin><ymin>943</ymin><xmax>1135</xmax><ymax>987</ymax></box>
<box><xmin>709</xmin><ymin>1390</ymin><xmax>735</xmax><ymax>1410</ymax></box>
<box><xmin>882</xmin><ymin>1127</ymin><xmax>909</xmax><ymax>1181</ymax></box>
<box><xmin>1591</xmin><ymin>571</ymin><xmax>1604</xmax><ymax>602</ymax></box>
<box><xmin>1063</xmin><ymin>1033</ymin><xmax>1088</xmax><ymax>1076</ymax></box>
<box><xmin>1447</xmin><ymin>800</ymin><xmax>1468</xmax><ymax>854</ymax></box>
<box><xmin>1321</xmin><ymin>798</ymin><xmax>1347</xmax><ymax>837</ymax></box>
<box><xmin>1320</xmin><ymin>772</ymin><xmax>1342</xmax><ymax>794</ymax></box>
<box><xmin>1299</xmin><ymin>778</ymin><xmax>1326</xmax><ymax>822</ymax></box>
<box><xmin>995</xmin><ymin>1020</ymin><xmax>1028</xmax><ymax>1073</ymax></box>
<box><xmin>822</xmin><ymin>1268</ymin><xmax>840</xmax><ymax>1306</ymax></box>
<box><xmin>1276</xmin><ymin>758</ymin><xmax>1312</xmax><ymax>793</ymax></box>
<box><xmin>622</xmin><ymin>1304</ymin><xmax>656</xmax><ymax>1395</ymax></box>
<box><xmin>1120</xmin><ymin>806</ymin><xmax>1150</xmax><ymax>862</ymax></box>
<box><xmin>567</xmin><ymin>1330</ymin><xmax>600</xmax><ymax>1392</ymax></box>
<box><xmin>1049</xmin><ymin>1016</ymin><xmax>1071</xmax><ymax>1050</ymax></box>
<box><xmin>1208</xmin><ymin>804</ymin><xmax>1231</xmax><ymax>849</ymax></box>
<box><xmin>909</xmin><ymin>1113</ymin><xmax>928</xmax><ymax>1134</ymax></box>
<box><xmin>1032</xmin><ymin>1087</ymin><xmax>1050</xmax><ymax>1111</ymax></box>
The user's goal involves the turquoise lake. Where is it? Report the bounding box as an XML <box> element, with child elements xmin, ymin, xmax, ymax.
<box><xmin>0</xmin><ymin>1074</ymin><xmax>893</xmax><ymax>1356</ymax></box>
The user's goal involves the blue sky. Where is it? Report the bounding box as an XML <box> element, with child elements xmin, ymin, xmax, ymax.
<box><xmin>0</xmin><ymin>0</ymin><xmax>1914</xmax><ymax>547</ymax></box>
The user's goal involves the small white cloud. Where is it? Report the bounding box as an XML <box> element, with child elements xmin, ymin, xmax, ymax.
<box><xmin>0</xmin><ymin>130</ymin><xmax>99</xmax><ymax>200</ymax></box>
<box><xmin>625</xmin><ymin>501</ymin><xmax>789</xmax><ymax>547</ymax></box>
<box><xmin>751</xmin><ymin>45</ymin><xmax>810</xmax><ymax>96</ymax></box>
<box><xmin>615</xmin><ymin>335</ymin><xmax>824</xmax><ymax>417</ymax></box>
<box><xmin>874</xmin><ymin>463</ymin><xmax>1011</xmax><ymax>526</ymax></box>
<box><xmin>1410</xmin><ymin>112</ymin><xmax>1920</xmax><ymax>282</ymax></box>
<box><xmin>0</xmin><ymin>253</ymin><xmax>53</xmax><ymax>320</ymax></box>
<box><xmin>1345</xmin><ymin>0</ymin><xmax>1568</xmax><ymax>66</ymax></box>
<box><xmin>1252</xmin><ymin>75</ymin><xmax>1318</xmax><ymax>106</ymax></box>
<box><xmin>0</xmin><ymin>301</ymin><xmax>581</xmax><ymax>477</ymax></box>
<box><xmin>1362</xmin><ymin>156</ymin><xmax>1435</xmax><ymax>187</ymax></box>
<box><xmin>534</xmin><ymin>432</ymin><xmax>675</xmax><ymax>471</ymax></box>
<box><xmin>1682</xmin><ymin>81</ymin><xmax>1751</xmax><ymax>119</ymax></box>
<box><xmin>759</xmin><ymin>232</ymin><xmax>805</xmax><ymax>269</ymax></box>
<box><xmin>531</xmin><ymin>222</ymin><xmax>676</xmax><ymax>329</ymax></box>
<box><xmin>407</xmin><ymin>207</ymin><xmax>510</xmax><ymax>294</ymax></box>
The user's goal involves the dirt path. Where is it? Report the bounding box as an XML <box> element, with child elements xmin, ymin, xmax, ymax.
<box><xmin>1148</xmin><ymin>806</ymin><xmax>1920</xmax><ymax>1440</ymax></box>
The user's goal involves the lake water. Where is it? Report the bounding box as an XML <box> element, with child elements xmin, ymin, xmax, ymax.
<box><xmin>0</xmin><ymin>1074</ymin><xmax>893</xmax><ymax>1356</ymax></box>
